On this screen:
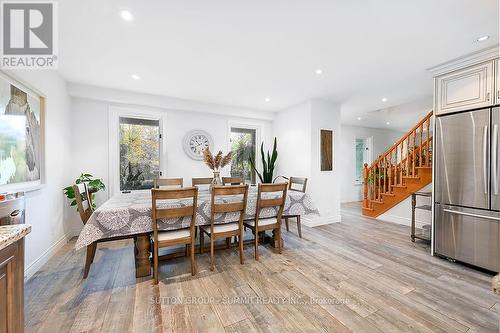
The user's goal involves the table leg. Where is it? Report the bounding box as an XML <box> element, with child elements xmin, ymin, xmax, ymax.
<box><xmin>270</xmin><ymin>229</ymin><xmax>283</xmax><ymax>248</ymax></box>
<box><xmin>134</xmin><ymin>234</ymin><xmax>151</xmax><ymax>278</ymax></box>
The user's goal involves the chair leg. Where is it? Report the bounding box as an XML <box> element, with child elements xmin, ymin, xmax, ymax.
<box><xmin>285</xmin><ymin>218</ymin><xmax>289</xmax><ymax>232</ymax></box>
<box><xmin>190</xmin><ymin>241</ymin><xmax>196</xmax><ymax>276</ymax></box>
<box><xmin>153</xmin><ymin>241</ymin><xmax>159</xmax><ymax>284</ymax></box>
<box><xmin>185</xmin><ymin>244</ymin><xmax>189</xmax><ymax>257</ymax></box>
<box><xmin>277</xmin><ymin>226</ymin><xmax>282</xmax><ymax>254</ymax></box>
<box><xmin>297</xmin><ymin>216</ymin><xmax>302</xmax><ymax>238</ymax></box>
<box><xmin>239</xmin><ymin>228</ymin><xmax>244</xmax><ymax>265</ymax></box>
<box><xmin>254</xmin><ymin>229</ymin><xmax>259</xmax><ymax>261</ymax></box>
<box><xmin>83</xmin><ymin>243</ymin><xmax>97</xmax><ymax>279</ymax></box>
<box><xmin>200</xmin><ymin>228</ymin><xmax>204</xmax><ymax>254</ymax></box>
<box><xmin>226</xmin><ymin>237</ymin><xmax>230</xmax><ymax>249</ymax></box>
<box><xmin>210</xmin><ymin>237</ymin><xmax>215</xmax><ymax>271</ymax></box>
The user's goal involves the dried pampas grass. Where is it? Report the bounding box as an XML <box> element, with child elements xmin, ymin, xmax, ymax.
<box><xmin>203</xmin><ymin>148</ymin><xmax>232</xmax><ymax>170</ymax></box>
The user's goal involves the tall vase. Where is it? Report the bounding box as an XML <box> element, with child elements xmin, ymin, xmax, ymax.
<box><xmin>210</xmin><ymin>170</ymin><xmax>222</xmax><ymax>192</ymax></box>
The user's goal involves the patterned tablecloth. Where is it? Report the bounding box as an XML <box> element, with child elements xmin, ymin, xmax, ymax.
<box><xmin>75</xmin><ymin>187</ymin><xmax>319</xmax><ymax>250</ymax></box>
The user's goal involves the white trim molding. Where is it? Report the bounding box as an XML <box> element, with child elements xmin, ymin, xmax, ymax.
<box><xmin>302</xmin><ymin>214</ymin><xmax>341</xmax><ymax>227</ymax></box>
<box><xmin>427</xmin><ymin>44</ymin><xmax>500</xmax><ymax>76</ymax></box>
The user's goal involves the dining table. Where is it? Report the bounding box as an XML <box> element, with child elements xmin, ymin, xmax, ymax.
<box><xmin>75</xmin><ymin>186</ymin><xmax>319</xmax><ymax>277</ymax></box>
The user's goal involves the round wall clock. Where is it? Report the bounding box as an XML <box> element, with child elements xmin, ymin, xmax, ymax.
<box><xmin>183</xmin><ymin>130</ymin><xmax>214</xmax><ymax>160</ymax></box>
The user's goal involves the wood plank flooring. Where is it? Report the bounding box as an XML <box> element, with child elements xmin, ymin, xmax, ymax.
<box><xmin>25</xmin><ymin>204</ymin><xmax>500</xmax><ymax>332</ymax></box>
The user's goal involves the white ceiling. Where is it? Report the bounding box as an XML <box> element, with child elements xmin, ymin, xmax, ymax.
<box><xmin>58</xmin><ymin>0</ymin><xmax>499</xmax><ymax>128</ymax></box>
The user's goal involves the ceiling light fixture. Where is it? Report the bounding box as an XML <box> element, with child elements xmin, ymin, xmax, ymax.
<box><xmin>131</xmin><ymin>74</ymin><xmax>141</xmax><ymax>80</ymax></box>
<box><xmin>475</xmin><ymin>35</ymin><xmax>490</xmax><ymax>42</ymax></box>
<box><xmin>265</xmin><ymin>97</ymin><xmax>271</xmax><ymax>102</ymax></box>
<box><xmin>386</xmin><ymin>121</ymin><xmax>391</xmax><ymax>125</ymax></box>
<box><xmin>315</xmin><ymin>69</ymin><xmax>323</xmax><ymax>75</ymax></box>
<box><xmin>357</xmin><ymin>117</ymin><xmax>362</xmax><ymax>121</ymax></box>
<box><xmin>120</xmin><ymin>10</ymin><xmax>134</xmax><ymax>21</ymax></box>
<box><xmin>381</xmin><ymin>97</ymin><xmax>388</xmax><ymax>102</ymax></box>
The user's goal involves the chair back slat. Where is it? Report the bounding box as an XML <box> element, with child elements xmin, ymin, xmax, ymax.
<box><xmin>192</xmin><ymin>177</ymin><xmax>213</xmax><ymax>186</ymax></box>
<box><xmin>73</xmin><ymin>183</ymin><xmax>93</xmax><ymax>224</ymax></box>
<box><xmin>154</xmin><ymin>178</ymin><xmax>183</xmax><ymax>188</ymax></box>
<box><xmin>255</xmin><ymin>182</ymin><xmax>288</xmax><ymax>223</ymax></box>
<box><xmin>151</xmin><ymin>187</ymin><xmax>198</xmax><ymax>233</ymax></box>
<box><xmin>289</xmin><ymin>177</ymin><xmax>308</xmax><ymax>193</ymax></box>
<box><xmin>210</xmin><ymin>185</ymin><xmax>248</xmax><ymax>226</ymax></box>
<box><xmin>222</xmin><ymin>177</ymin><xmax>244</xmax><ymax>185</ymax></box>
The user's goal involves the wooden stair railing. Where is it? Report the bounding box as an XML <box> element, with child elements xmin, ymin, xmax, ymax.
<box><xmin>363</xmin><ymin>111</ymin><xmax>433</xmax><ymax>214</ymax></box>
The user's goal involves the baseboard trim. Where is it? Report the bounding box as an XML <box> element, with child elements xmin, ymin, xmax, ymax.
<box><xmin>24</xmin><ymin>228</ymin><xmax>79</xmax><ymax>281</ymax></box>
<box><xmin>377</xmin><ymin>214</ymin><xmax>428</xmax><ymax>228</ymax></box>
<box><xmin>302</xmin><ymin>214</ymin><xmax>341</xmax><ymax>227</ymax></box>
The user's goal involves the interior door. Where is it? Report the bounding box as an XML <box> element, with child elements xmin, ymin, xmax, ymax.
<box><xmin>435</xmin><ymin>109</ymin><xmax>490</xmax><ymax>209</ymax></box>
<box><xmin>492</xmin><ymin>107</ymin><xmax>500</xmax><ymax>211</ymax></box>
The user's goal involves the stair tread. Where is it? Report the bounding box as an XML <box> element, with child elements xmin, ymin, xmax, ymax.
<box><xmin>382</xmin><ymin>193</ymin><xmax>395</xmax><ymax>197</ymax></box>
<box><xmin>391</xmin><ymin>185</ymin><xmax>407</xmax><ymax>188</ymax></box>
<box><xmin>403</xmin><ymin>176</ymin><xmax>420</xmax><ymax>179</ymax></box>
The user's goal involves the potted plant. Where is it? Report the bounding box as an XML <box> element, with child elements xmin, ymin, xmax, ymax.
<box><xmin>202</xmin><ymin>149</ymin><xmax>232</xmax><ymax>190</ymax></box>
<box><xmin>63</xmin><ymin>173</ymin><xmax>106</xmax><ymax>210</ymax></box>
<box><xmin>249</xmin><ymin>138</ymin><xmax>278</xmax><ymax>183</ymax></box>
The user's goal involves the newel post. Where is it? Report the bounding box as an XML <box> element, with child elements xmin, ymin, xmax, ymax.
<box><xmin>363</xmin><ymin>163</ymin><xmax>369</xmax><ymax>208</ymax></box>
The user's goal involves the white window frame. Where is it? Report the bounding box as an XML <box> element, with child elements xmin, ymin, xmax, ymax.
<box><xmin>227</xmin><ymin>122</ymin><xmax>261</xmax><ymax>183</ymax></box>
<box><xmin>108</xmin><ymin>106</ymin><xmax>167</xmax><ymax>196</ymax></box>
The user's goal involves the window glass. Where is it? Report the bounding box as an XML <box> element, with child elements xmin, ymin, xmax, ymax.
<box><xmin>119</xmin><ymin>117</ymin><xmax>160</xmax><ymax>190</ymax></box>
<box><xmin>230</xmin><ymin>127</ymin><xmax>256</xmax><ymax>184</ymax></box>
<box><xmin>355</xmin><ymin>138</ymin><xmax>365</xmax><ymax>183</ymax></box>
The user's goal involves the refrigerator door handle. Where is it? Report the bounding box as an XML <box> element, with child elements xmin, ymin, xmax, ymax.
<box><xmin>443</xmin><ymin>208</ymin><xmax>500</xmax><ymax>221</ymax></box>
<box><xmin>493</xmin><ymin>124</ymin><xmax>498</xmax><ymax>195</ymax></box>
<box><xmin>483</xmin><ymin>125</ymin><xmax>488</xmax><ymax>195</ymax></box>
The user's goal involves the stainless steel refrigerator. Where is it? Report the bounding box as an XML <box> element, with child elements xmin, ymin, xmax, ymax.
<box><xmin>435</xmin><ymin>107</ymin><xmax>500</xmax><ymax>272</ymax></box>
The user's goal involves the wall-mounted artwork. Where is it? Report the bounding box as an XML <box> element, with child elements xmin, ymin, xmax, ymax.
<box><xmin>320</xmin><ymin>129</ymin><xmax>333</xmax><ymax>171</ymax></box>
<box><xmin>0</xmin><ymin>73</ymin><xmax>44</xmax><ymax>186</ymax></box>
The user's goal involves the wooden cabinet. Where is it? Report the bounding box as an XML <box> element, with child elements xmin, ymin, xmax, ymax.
<box><xmin>0</xmin><ymin>239</ymin><xmax>24</xmax><ymax>333</ymax></box>
<box><xmin>435</xmin><ymin>60</ymin><xmax>494</xmax><ymax>115</ymax></box>
<box><xmin>496</xmin><ymin>59</ymin><xmax>500</xmax><ymax>105</ymax></box>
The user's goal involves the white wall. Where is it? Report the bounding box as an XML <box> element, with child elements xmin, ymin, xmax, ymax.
<box><xmin>70</xmin><ymin>96</ymin><xmax>273</xmax><ymax>207</ymax></box>
<box><xmin>272</xmin><ymin>101</ymin><xmax>311</xmax><ymax>178</ymax></box>
<box><xmin>2</xmin><ymin>70</ymin><xmax>79</xmax><ymax>279</ymax></box>
<box><xmin>340</xmin><ymin>125</ymin><xmax>403</xmax><ymax>203</ymax></box>
<box><xmin>273</xmin><ymin>99</ymin><xmax>342</xmax><ymax>226</ymax></box>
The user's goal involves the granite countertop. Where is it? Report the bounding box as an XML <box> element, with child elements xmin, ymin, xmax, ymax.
<box><xmin>0</xmin><ymin>224</ymin><xmax>31</xmax><ymax>251</ymax></box>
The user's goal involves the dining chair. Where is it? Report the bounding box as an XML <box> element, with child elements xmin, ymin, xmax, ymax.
<box><xmin>154</xmin><ymin>178</ymin><xmax>183</xmax><ymax>188</ymax></box>
<box><xmin>283</xmin><ymin>177</ymin><xmax>308</xmax><ymax>238</ymax></box>
<box><xmin>244</xmin><ymin>183</ymin><xmax>288</xmax><ymax>260</ymax></box>
<box><xmin>199</xmin><ymin>184</ymin><xmax>249</xmax><ymax>271</ymax></box>
<box><xmin>151</xmin><ymin>187</ymin><xmax>198</xmax><ymax>284</ymax></box>
<box><xmin>73</xmin><ymin>183</ymin><xmax>96</xmax><ymax>278</ymax></box>
<box><xmin>222</xmin><ymin>177</ymin><xmax>244</xmax><ymax>185</ymax></box>
<box><xmin>192</xmin><ymin>177</ymin><xmax>213</xmax><ymax>187</ymax></box>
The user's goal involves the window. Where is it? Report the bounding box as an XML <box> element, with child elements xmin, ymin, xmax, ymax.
<box><xmin>119</xmin><ymin>117</ymin><xmax>160</xmax><ymax>190</ymax></box>
<box><xmin>230</xmin><ymin>127</ymin><xmax>257</xmax><ymax>184</ymax></box>
<box><xmin>355</xmin><ymin>138</ymin><xmax>366</xmax><ymax>184</ymax></box>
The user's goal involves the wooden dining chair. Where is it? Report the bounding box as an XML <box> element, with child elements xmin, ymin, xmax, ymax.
<box><xmin>151</xmin><ymin>187</ymin><xmax>198</xmax><ymax>284</ymax></box>
<box><xmin>283</xmin><ymin>177</ymin><xmax>308</xmax><ymax>238</ymax></box>
<box><xmin>222</xmin><ymin>177</ymin><xmax>244</xmax><ymax>185</ymax></box>
<box><xmin>199</xmin><ymin>185</ymin><xmax>249</xmax><ymax>271</ymax></box>
<box><xmin>244</xmin><ymin>183</ymin><xmax>288</xmax><ymax>260</ymax></box>
<box><xmin>191</xmin><ymin>177</ymin><xmax>213</xmax><ymax>187</ymax></box>
<box><xmin>154</xmin><ymin>178</ymin><xmax>183</xmax><ymax>188</ymax></box>
<box><xmin>73</xmin><ymin>183</ymin><xmax>96</xmax><ymax>278</ymax></box>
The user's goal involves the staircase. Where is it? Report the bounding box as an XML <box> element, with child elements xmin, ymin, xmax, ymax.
<box><xmin>362</xmin><ymin>111</ymin><xmax>433</xmax><ymax>218</ymax></box>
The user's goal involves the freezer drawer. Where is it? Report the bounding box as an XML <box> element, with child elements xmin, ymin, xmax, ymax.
<box><xmin>435</xmin><ymin>204</ymin><xmax>500</xmax><ymax>272</ymax></box>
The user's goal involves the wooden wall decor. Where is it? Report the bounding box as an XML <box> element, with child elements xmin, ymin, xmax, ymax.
<box><xmin>320</xmin><ymin>129</ymin><xmax>333</xmax><ymax>171</ymax></box>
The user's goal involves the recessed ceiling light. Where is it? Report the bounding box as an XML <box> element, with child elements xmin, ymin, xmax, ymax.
<box><xmin>357</xmin><ymin>117</ymin><xmax>362</xmax><ymax>121</ymax></box>
<box><xmin>475</xmin><ymin>35</ymin><xmax>490</xmax><ymax>42</ymax></box>
<box><xmin>131</xmin><ymin>74</ymin><xmax>140</xmax><ymax>80</ymax></box>
<box><xmin>381</xmin><ymin>97</ymin><xmax>388</xmax><ymax>102</ymax></box>
<box><xmin>265</xmin><ymin>97</ymin><xmax>271</xmax><ymax>102</ymax></box>
<box><xmin>120</xmin><ymin>10</ymin><xmax>134</xmax><ymax>21</ymax></box>
<box><xmin>386</xmin><ymin>121</ymin><xmax>391</xmax><ymax>125</ymax></box>
<box><xmin>315</xmin><ymin>69</ymin><xmax>323</xmax><ymax>75</ymax></box>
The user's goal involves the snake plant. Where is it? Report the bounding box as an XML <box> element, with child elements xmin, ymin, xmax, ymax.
<box><xmin>249</xmin><ymin>138</ymin><xmax>278</xmax><ymax>183</ymax></box>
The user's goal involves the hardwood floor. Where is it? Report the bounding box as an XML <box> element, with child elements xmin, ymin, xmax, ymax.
<box><xmin>25</xmin><ymin>205</ymin><xmax>499</xmax><ymax>332</ymax></box>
